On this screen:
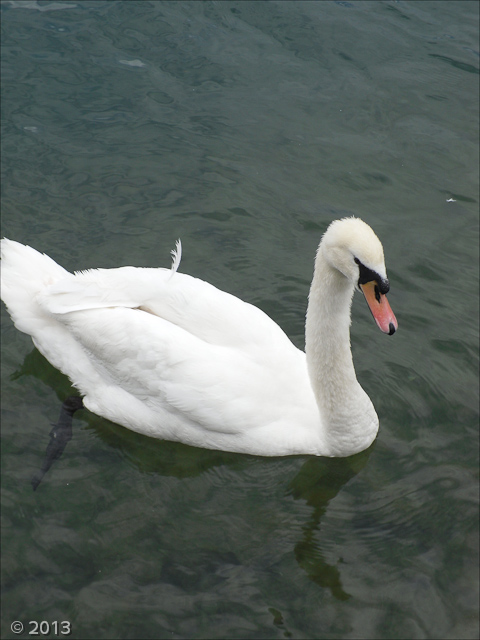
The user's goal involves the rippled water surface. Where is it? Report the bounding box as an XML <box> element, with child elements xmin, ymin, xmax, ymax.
<box><xmin>1</xmin><ymin>1</ymin><xmax>478</xmax><ymax>639</ymax></box>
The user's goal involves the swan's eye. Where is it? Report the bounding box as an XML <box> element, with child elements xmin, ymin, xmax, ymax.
<box><xmin>355</xmin><ymin>257</ymin><xmax>389</xmax><ymax>295</ymax></box>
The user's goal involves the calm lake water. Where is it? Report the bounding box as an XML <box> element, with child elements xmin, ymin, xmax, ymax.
<box><xmin>1</xmin><ymin>1</ymin><xmax>478</xmax><ymax>639</ymax></box>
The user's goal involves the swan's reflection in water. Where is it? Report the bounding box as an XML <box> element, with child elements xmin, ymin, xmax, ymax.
<box><xmin>287</xmin><ymin>453</ymin><xmax>370</xmax><ymax>600</ymax></box>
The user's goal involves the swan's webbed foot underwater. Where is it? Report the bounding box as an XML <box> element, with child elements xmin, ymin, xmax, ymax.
<box><xmin>31</xmin><ymin>396</ymin><xmax>84</xmax><ymax>491</ymax></box>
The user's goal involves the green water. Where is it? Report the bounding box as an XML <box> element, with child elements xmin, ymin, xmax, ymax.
<box><xmin>1</xmin><ymin>1</ymin><xmax>478</xmax><ymax>639</ymax></box>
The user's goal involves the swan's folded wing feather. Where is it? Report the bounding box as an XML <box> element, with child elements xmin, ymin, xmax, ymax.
<box><xmin>38</xmin><ymin>267</ymin><xmax>163</xmax><ymax>314</ymax></box>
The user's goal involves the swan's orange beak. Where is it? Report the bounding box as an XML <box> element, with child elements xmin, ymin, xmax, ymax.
<box><xmin>360</xmin><ymin>281</ymin><xmax>398</xmax><ymax>335</ymax></box>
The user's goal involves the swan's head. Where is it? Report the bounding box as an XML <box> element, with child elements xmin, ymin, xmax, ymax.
<box><xmin>321</xmin><ymin>217</ymin><xmax>398</xmax><ymax>335</ymax></box>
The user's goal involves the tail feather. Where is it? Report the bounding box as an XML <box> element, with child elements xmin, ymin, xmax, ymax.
<box><xmin>1</xmin><ymin>238</ymin><xmax>70</xmax><ymax>336</ymax></box>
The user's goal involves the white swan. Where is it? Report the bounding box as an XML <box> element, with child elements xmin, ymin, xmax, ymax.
<box><xmin>1</xmin><ymin>217</ymin><xmax>397</xmax><ymax>457</ymax></box>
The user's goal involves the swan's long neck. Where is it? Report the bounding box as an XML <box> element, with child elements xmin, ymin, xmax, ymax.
<box><xmin>305</xmin><ymin>246</ymin><xmax>378</xmax><ymax>456</ymax></box>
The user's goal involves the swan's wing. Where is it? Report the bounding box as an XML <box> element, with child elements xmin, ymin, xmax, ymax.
<box><xmin>55</xmin><ymin>304</ymin><xmax>305</xmax><ymax>442</ymax></box>
<box><xmin>39</xmin><ymin>266</ymin><xmax>293</xmax><ymax>352</ymax></box>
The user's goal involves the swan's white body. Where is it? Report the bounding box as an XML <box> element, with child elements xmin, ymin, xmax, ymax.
<box><xmin>1</xmin><ymin>218</ymin><xmax>397</xmax><ymax>457</ymax></box>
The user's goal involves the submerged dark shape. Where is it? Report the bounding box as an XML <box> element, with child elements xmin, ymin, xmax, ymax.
<box><xmin>31</xmin><ymin>396</ymin><xmax>83</xmax><ymax>491</ymax></box>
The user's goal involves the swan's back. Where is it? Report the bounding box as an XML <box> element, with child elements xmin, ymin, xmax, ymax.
<box><xmin>1</xmin><ymin>239</ymin><xmax>291</xmax><ymax>350</ymax></box>
<box><xmin>44</xmin><ymin>265</ymin><xmax>293</xmax><ymax>352</ymax></box>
